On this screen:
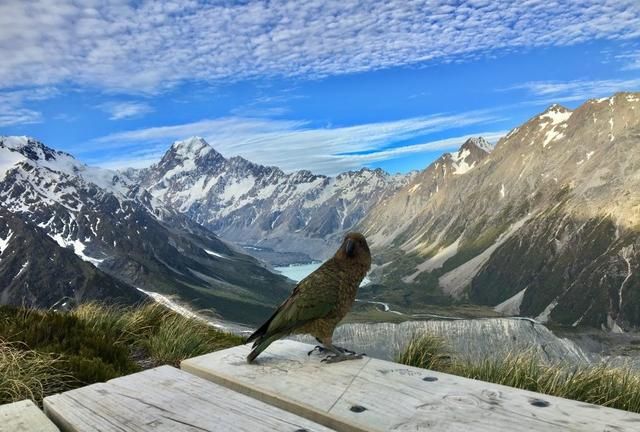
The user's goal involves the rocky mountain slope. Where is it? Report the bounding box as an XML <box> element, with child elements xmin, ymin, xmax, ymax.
<box><xmin>360</xmin><ymin>93</ymin><xmax>640</xmax><ymax>330</ymax></box>
<box><xmin>0</xmin><ymin>137</ymin><xmax>292</xmax><ymax>324</ymax></box>
<box><xmin>133</xmin><ymin>137</ymin><xmax>412</xmax><ymax>264</ymax></box>
<box><xmin>0</xmin><ymin>208</ymin><xmax>142</xmax><ymax>307</ymax></box>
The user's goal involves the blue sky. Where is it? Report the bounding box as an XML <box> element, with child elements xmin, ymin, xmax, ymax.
<box><xmin>1</xmin><ymin>1</ymin><xmax>639</xmax><ymax>175</ymax></box>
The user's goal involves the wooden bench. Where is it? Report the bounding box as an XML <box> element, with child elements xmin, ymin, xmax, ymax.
<box><xmin>182</xmin><ymin>340</ymin><xmax>640</xmax><ymax>432</ymax></box>
<box><xmin>43</xmin><ymin>365</ymin><xmax>333</xmax><ymax>431</ymax></box>
<box><xmin>0</xmin><ymin>399</ymin><xmax>59</xmax><ymax>432</ymax></box>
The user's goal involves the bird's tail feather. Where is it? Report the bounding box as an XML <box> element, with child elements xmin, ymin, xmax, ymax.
<box><xmin>246</xmin><ymin>334</ymin><xmax>281</xmax><ymax>363</ymax></box>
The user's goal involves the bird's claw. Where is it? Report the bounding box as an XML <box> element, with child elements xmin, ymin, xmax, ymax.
<box><xmin>321</xmin><ymin>353</ymin><xmax>365</xmax><ymax>364</ymax></box>
<box><xmin>308</xmin><ymin>345</ymin><xmax>327</xmax><ymax>356</ymax></box>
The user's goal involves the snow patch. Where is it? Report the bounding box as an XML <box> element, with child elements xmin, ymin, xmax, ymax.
<box><xmin>0</xmin><ymin>146</ymin><xmax>26</xmax><ymax>181</ymax></box>
<box><xmin>13</xmin><ymin>261</ymin><xmax>29</xmax><ymax>280</ymax></box>
<box><xmin>542</xmin><ymin>126</ymin><xmax>565</xmax><ymax>148</ymax></box>
<box><xmin>205</xmin><ymin>249</ymin><xmax>228</xmax><ymax>259</ymax></box>
<box><xmin>50</xmin><ymin>233</ymin><xmax>104</xmax><ymax>266</ymax></box>
<box><xmin>0</xmin><ymin>230</ymin><xmax>14</xmax><ymax>256</ymax></box>
<box><xmin>539</xmin><ymin>106</ymin><xmax>572</xmax><ymax>125</ymax></box>
<box><xmin>450</xmin><ymin>148</ymin><xmax>476</xmax><ymax>175</ymax></box>
<box><xmin>221</xmin><ymin>177</ymin><xmax>255</xmax><ymax>202</ymax></box>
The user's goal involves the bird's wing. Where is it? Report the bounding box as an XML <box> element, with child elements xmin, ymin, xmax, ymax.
<box><xmin>265</xmin><ymin>262</ymin><xmax>340</xmax><ymax>335</ymax></box>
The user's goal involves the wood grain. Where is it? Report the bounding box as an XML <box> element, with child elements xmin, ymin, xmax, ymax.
<box><xmin>181</xmin><ymin>340</ymin><xmax>640</xmax><ymax>432</ymax></box>
<box><xmin>43</xmin><ymin>365</ymin><xmax>334</xmax><ymax>432</ymax></box>
<box><xmin>0</xmin><ymin>399</ymin><xmax>60</xmax><ymax>432</ymax></box>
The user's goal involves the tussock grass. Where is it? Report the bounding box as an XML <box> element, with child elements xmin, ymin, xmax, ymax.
<box><xmin>0</xmin><ymin>302</ymin><xmax>243</xmax><ymax>405</ymax></box>
<box><xmin>0</xmin><ymin>341</ymin><xmax>75</xmax><ymax>404</ymax></box>
<box><xmin>395</xmin><ymin>334</ymin><xmax>451</xmax><ymax>371</ymax></box>
<box><xmin>397</xmin><ymin>334</ymin><xmax>640</xmax><ymax>413</ymax></box>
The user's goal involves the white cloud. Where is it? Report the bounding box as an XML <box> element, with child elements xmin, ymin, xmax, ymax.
<box><xmin>86</xmin><ymin>110</ymin><xmax>505</xmax><ymax>174</ymax></box>
<box><xmin>507</xmin><ymin>78</ymin><xmax>640</xmax><ymax>102</ymax></box>
<box><xmin>616</xmin><ymin>51</ymin><xmax>640</xmax><ymax>71</ymax></box>
<box><xmin>0</xmin><ymin>87</ymin><xmax>57</xmax><ymax>126</ymax></box>
<box><xmin>0</xmin><ymin>1</ymin><xmax>638</xmax><ymax>93</ymax></box>
<box><xmin>98</xmin><ymin>101</ymin><xmax>154</xmax><ymax>120</ymax></box>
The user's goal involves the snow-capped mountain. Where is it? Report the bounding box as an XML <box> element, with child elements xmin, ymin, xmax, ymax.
<box><xmin>360</xmin><ymin>93</ymin><xmax>640</xmax><ymax>330</ymax></box>
<box><xmin>363</xmin><ymin>137</ymin><xmax>493</xmax><ymax>250</ymax></box>
<box><xmin>134</xmin><ymin>137</ymin><xmax>413</xmax><ymax>264</ymax></box>
<box><xmin>0</xmin><ymin>137</ymin><xmax>292</xmax><ymax>324</ymax></box>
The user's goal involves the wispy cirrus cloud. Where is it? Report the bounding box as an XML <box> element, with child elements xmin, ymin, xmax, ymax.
<box><xmin>1</xmin><ymin>1</ymin><xmax>639</xmax><ymax>93</ymax></box>
<box><xmin>616</xmin><ymin>51</ymin><xmax>640</xmax><ymax>71</ymax></box>
<box><xmin>86</xmin><ymin>109</ymin><xmax>505</xmax><ymax>174</ymax></box>
<box><xmin>506</xmin><ymin>77</ymin><xmax>640</xmax><ymax>105</ymax></box>
<box><xmin>0</xmin><ymin>87</ymin><xmax>58</xmax><ymax>127</ymax></box>
<box><xmin>98</xmin><ymin>101</ymin><xmax>154</xmax><ymax>120</ymax></box>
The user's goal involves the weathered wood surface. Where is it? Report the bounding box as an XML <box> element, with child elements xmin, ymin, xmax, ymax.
<box><xmin>0</xmin><ymin>399</ymin><xmax>60</xmax><ymax>432</ymax></box>
<box><xmin>182</xmin><ymin>340</ymin><xmax>640</xmax><ymax>432</ymax></box>
<box><xmin>43</xmin><ymin>365</ymin><xmax>334</xmax><ymax>431</ymax></box>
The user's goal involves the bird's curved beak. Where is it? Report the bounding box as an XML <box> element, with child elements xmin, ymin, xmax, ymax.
<box><xmin>345</xmin><ymin>238</ymin><xmax>356</xmax><ymax>257</ymax></box>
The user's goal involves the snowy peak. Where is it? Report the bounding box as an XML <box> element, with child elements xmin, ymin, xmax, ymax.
<box><xmin>0</xmin><ymin>137</ymin><xmax>292</xmax><ymax>319</ymax></box>
<box><xmin>153</xmin><ymin>136</ymin><xmax>224</xmax><ymax>180</ymax></box>
<box><xmin>0</xmin><ymin>136</ymin><xmax>133</xmax><ymax>196</ymax></box>
<box><xmin>1</xmin><ymin>136</ymin><xmax>72</xmax><ymax>163</ymax></box>
<box><xmin>448</xmin><ymin>136</ymin><xmax>492</xmax><ymax>175</ymax></box>
<box><xmin>136</xmin><ymin>139</ymin><xmax>411</xmax><ymax>262</ymax></box>
<box><xmin>463</xmin><ymin>136</ymin><xmax>493</xmax><ymax>153</ymax></box>
<box><xmin>538</xmin><ymin>104</ymin><xmax>573</xmax><ymax>125</ymax></box>
<box><xmin>170</xmin><ymin>136</ymin><xmax>214</xmax><ymax>159</ymax></box>
<box><xmin>360</xmin><ymin>91</ymin><xmax>640</xmax><ymax>330</ymax></box>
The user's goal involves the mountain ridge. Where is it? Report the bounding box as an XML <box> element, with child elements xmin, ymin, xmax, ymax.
<box><xmin>0</xmin><ymin>136</ymin><xmax>292</xmax><ymax>325</ymax></box>
<box><xmin>132</xmin><ymin>136</ymin><xmax>415</xmax><ymax>264</ymax></box>
<box><xmin>360</xmin><ymin>92</ymin><xmax>640</xmax><ymax>330</ymax></box>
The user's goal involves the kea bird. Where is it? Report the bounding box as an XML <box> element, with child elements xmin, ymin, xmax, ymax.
<box><xmin>246</xmin><ymin>232</ymin><xmax>371</xmax><ymax>363</ymax></box>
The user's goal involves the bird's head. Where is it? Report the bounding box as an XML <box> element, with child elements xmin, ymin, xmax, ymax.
<box><xmin>335</xmin><ymin>232</ymin><xmax>371</xmax><ymax>268</ymax></box>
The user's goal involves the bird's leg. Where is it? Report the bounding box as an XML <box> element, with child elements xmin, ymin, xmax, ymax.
<box><xmin>307</xmin><ymin>338</ymin><xmax>359</xmax><ymax>356</ymax></box>
<box><xmin>316</xmin><ymin>337</ymin><xmax>364</xmax><ymax>364</ymax></box>
<box><xmin>332</xmin><ymin>345</ymin><xmax>357</xmax><ymax>355</ymax></box>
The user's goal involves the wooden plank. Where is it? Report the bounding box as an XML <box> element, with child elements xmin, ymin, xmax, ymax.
<box><xmin>0</xmin><ymin>399</ymin><xmax>60</xmax><ymax>432</ymax></box>
<box><xmin>43</xmin><ymin>365</ymin><xmax>334</xmax><ymax>432</ymax></box>
<box><xmin>181</xmin><ymin>340</ymin><xmax>640</xmax><ymax>432</ymax></box>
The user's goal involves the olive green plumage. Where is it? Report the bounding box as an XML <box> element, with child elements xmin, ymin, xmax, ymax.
<box><xmin>246</xmin><ymin>232</ymin><xmax>371</xmax><ymax>363</ymax></box>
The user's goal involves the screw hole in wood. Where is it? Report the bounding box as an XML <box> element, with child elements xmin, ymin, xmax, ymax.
<box><xmin>422</xmin><ymin>376</ymin><xmax>438</xmax><ymax>382</ymax></box>
<box><xmin>350</xmin><ymin>405</ymin><xmax>367</xmax><ymax>413</ymax></box>
<box><xmin>530</xmin><ymin>399</ymin><xmax>550</xmax><ymax>408</ymax></box>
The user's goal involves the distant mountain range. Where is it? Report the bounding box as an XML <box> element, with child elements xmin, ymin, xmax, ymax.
<box><xmin>359</xmin><ymin>93</ymin><xmax>640</xmax><ymax>331</ymax></box>
<box><xmin>1</xmin><ymin>91</ymin><xmax>638</xmax><ymax>330</ymax></box>
<box><xmin>129</xmin><ymin>137</ymin><xmax>413</xmax><ymax>264</ymax></box>
<box><xmin>0</xmin><ymin>137</ymin><xmax>292</xmax><ymax>325</ymax></box>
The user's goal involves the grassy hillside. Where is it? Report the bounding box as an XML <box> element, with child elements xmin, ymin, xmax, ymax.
<box><xmin>397</xmin><ymin>334</ymin><xmax>640</xmax><ymax>414</ymax></box>
<box><xmin>0</xmin><ymin>303</ymin><xmax>243</xmax><ymax>405</ymax></box>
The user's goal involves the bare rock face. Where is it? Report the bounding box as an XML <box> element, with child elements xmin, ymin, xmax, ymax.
<box><xmin>360</xmin><ymin>93</ymin><xmax>640</xmax><ymax>330</ymax></box>
<box><xmin>134</xmin><ymin>137</ymin><xmax>413</xmax><ymax>263</ymax></box>
<box><xmin>0</xmin><ymin>137</ymin><xmax>292</xmax><ymax>324</ymax></box>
